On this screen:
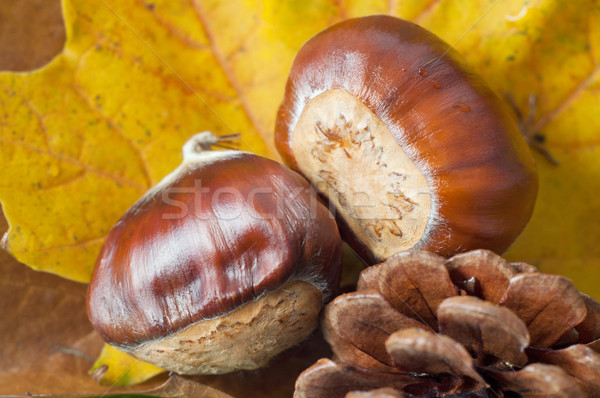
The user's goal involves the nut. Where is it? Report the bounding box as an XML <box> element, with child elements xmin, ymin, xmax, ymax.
<box><xmin>275</xmin><ymin>16</ymin><xmax>538</xmax><ymax>264</ymax></box>
<box><xmin>86</xmin><ymin>132</ymin><xmax>342</xmax><ymax>374</ymax></box>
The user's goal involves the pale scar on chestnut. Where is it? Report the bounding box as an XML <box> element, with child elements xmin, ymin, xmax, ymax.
<box><xmin>292</xmin><ymin>89</ymin><xmax>432</xmax><ymax>260</ymax></box>
<box><xmin>129</xmin><ymin>280</ymin><xmax>322</xmax><ymax>375</ymax></box>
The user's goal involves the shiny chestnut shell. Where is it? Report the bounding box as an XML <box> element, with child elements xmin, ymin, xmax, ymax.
<box><xmin>87</xmin><ymin>135</ymin><xmax>342</xmax><ymax>373</ymax></box>
<box><xmin>275</xmin><ymin>15</ymin><xmax>538</xmax><ymax>264</ymax></box>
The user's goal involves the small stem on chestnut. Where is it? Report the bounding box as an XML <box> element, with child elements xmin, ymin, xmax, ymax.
<box><xmin>182</xmin><ymin>131</ymin><xmax>240</xmax><ymax>161</ymax></box>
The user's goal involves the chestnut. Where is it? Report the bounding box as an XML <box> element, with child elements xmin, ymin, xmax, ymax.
<box><xmin>86</xmin><ymin>132</ymin><xmax>342</xmax><ymax>375</ymax></box>
<box><xmin>275</xmin><ymin>16</ymin><xmax>538</xmax><ymax>264</ymax></box>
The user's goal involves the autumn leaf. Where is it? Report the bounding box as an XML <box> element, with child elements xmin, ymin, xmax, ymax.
<box><xmin>1</xmin><ymin>0</ymin><xmax>278</xmax><ymax>282</ymax></box>
<box><xmin>2</xmin><ymin>0</ymin><xmax>600</xmax><ymax>392</ymax></box>
<box><xmin>0</xmin><ymin>240</ymin><xmax>172</xmax><ymax>395</ymax></box>
<box><xmin>89</xmin><ymin>344</ymin><xmax>165</xmax><ymax>387</ymax></box>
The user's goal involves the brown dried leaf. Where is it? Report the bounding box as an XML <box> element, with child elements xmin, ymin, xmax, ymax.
<box><xmin>385</xmin><ymin>328</ymin><xmax>485</xmax><ymax>385</ymax></box>
<box><xmin>576</xmin><ymin>294</ymin><xmax>600</xmax><ymax>344</ymax></box>
<box><xmin>489</xmin><ymin>363</ymin><xmax>586</xmax><ymax>398</ymax></box>
<box><xmin>293</xmin><ymin>359</ymin><xmax>435</xmax><ymax>398</ymax></box>
<box><xmin>499</xmin><ymin>273</ymin><xmax>587</xmax><ymax>347</ymax></box>
<box><xmin>345</xmin><ymin>388</ymin><xmax>405</xmax><ymax>398</ymax></box>
<box><xmin>0</xmin><ymin>235</ymin><xmax>170</xmax><ymax>395</ymax></box>
<box><xmin>445</xmin><ymin>250</ymin><xmax>515</xmax><ymax>303</ymax></box>
<box><xmin>528</xmin><ymin>345</ymin><xmax>600</xmax><ymax>397</ymax></box>
<box><xmin>438</xmin><ymin>296</ymin><xmax>529</xmax><ymax>367</ymax></box>
<box><xmin>191</xmin><ymin>330</ymin><xmax>333</xmax><ymax>398</ymax></box>
<box><xmin>0</xmin><ymin>0</ymin><xmax>65</xmax><ymax>71</ymax></box>
<box><xmin>144</xmin><ymin>376</ymin><xmax>235</xmax><ymax>398</ymax></box>
<box><xmin>358</xmin><ymin>251</ymin><xmax>458</xmax><ymax>330</ymax></box>
<box><xmin>322</xmin><ymin>291</ymin><xmax>426</xmax><ymax>372</ymax></box>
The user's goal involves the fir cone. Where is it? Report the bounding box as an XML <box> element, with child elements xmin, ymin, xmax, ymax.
<box><xmin>294</xmin><ymin>250</ymin><xmax>600</xmax><ymax>398</ymax></box>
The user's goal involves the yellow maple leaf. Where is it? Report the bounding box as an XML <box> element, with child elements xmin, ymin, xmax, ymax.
<box><xmin>2</xmin><ymin>0</ymin><xmax>600</xmax><ymax>387</ymax></box>
<box><xmin>0</xmin><ymin>0</ymin><xmax>285</xmax><ymax>281</ymax></box>
<box><xmin>89</xmin><ymin>344</ymin><xmax>164</xmax><ymax>386</ymax></box>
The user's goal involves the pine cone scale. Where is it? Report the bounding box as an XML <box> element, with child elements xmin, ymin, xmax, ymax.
<box><xmin>446</xmin><ymin>250</ymin><xmax>515</xmax><ymax>303</ymax></box>
<box><xmin>294</xmin><ymin>358</ymin><xmax>439</xmax><ymax>398</ymax></box>
<box><xmin>385</xmin><ymin>328</ymin><xmax>485</xmax><ymax>385</ymax></box>
<box><xmin>345</xmin><ymin>388</ymin><xmax>406</xmax><ymax>398</ymax></box>
<box><xmin>527</xmin><ymin>344</ymin><xmax>600</xmax><ymax>396</ymax></box>
<box><xmin>487</xmin><ymin>363</ymin><xmax>586</xmax><ymax>398</ymax></box>
<box><xmin>499</xmin><ymin>273</ymin><xmax>587</xmax><ymax>347</ymax></box>
<box><xmin>576</xmin><ymin>294</ymin><xmax>600</xmax><ymax>343</ymax></box>
<box><xmin>437</xmin><ymin>296</ymin><xmax>529</xmax><ymax>367</ymax></box>
<box><xmin>358</xmin><ymin>251</ymin><xmax>458</xmax><ymax>329</ymax></box>
<box><xmin>323</xmin><ymin>290</ymin><xmax>426</xmax><ymax>372</ymax></box>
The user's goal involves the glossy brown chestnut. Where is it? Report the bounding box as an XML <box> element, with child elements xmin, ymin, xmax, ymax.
<box><xmin>275</xmin><ymin>15</ymin><xmax>538</xmax><ymax>265</ymax></box>
<box><xmin>86</xmin><ymin>132</ymin><xmax>342</xmax><ymax>375</ymax></box>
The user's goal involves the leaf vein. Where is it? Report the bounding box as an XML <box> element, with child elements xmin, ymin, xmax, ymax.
<box><xmin>413</xmin><ymin>0</ymin><xmax>442</xmax><ymax>23</ymax></box>
<box><xmin>38</xmin><ymin>236</ymin><xmax>105</xmax><ymax>253</ymax></box>
<box><xmin>334</xmin><ymin>0</ymin><xmax>348</xmax><ymax>20</ymax></box>
<box><xmin>190</xmin><ymin>0</ymin><xmax>274</xmax><ymax>154</ymax></box>
<box><xmin>535</xmin><ymin>65</ymin><xmax>600</xmax><ymax>132</ymax></box>
<box><xmin>137</xmin><ymin>0</ymin><xmax>209</xmax><ymax>51</ymax></box>
<box><xmin>37</xmin><ymin>169</ymin><xmax>87</xmax><ymax>191</ymax></box>
<box><xmin>71</xmin><ymin>81</ymin><xmax>153</xmax><ymax>188</ymax></box>
<box><xmin>21</xmin><ymin>98</ymin><xmax>51</xmax><ymax>151</ymax></box>
<box><xmin>387</xmin><ymin>0</ymin><xmax>398</xmax><ymax>15</ymax></box>
<box><xmin>0</xmin><ymin>135</ymin><xmax>146</xmax><ymax>191</ymax></box>
<box><xmin>97</xmin><ymin>38</ymin><xmax>237</xmax><ymax>103</ymax></box>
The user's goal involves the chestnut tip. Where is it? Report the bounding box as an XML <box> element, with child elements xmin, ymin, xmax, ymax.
<box><xmin>182</xmin><ymin>131</ymin><xmax>240</xmax><ymax>157</ymax></box>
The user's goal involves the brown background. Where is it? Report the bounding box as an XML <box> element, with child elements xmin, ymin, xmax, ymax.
<box><xmin>0</xmin><ymin>0</ymin><xmax>65</xmax><ymax>71</ymax></box>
